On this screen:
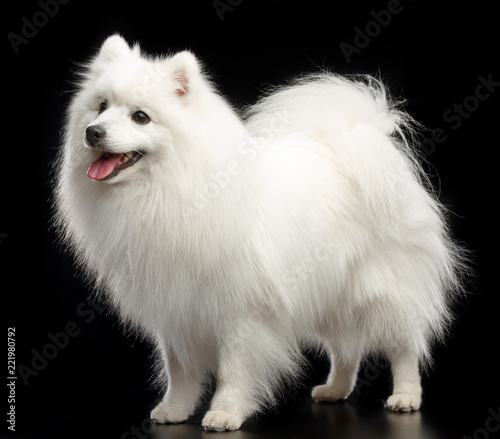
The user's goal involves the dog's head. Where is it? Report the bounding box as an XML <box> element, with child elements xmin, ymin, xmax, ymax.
<box><xmin>71</xmin><ymin>34</ymin><xmax>204</xmax><ymax>183</ymax></box>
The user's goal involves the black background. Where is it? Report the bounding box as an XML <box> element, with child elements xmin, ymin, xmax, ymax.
<box><xmin>2</xmin><ymin>1</ymin><xmax>499</xmax><ymax>438</ymax></box>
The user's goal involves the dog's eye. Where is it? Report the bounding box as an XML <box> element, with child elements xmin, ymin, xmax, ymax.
<box><xmin>98</xmin><ymin>102</ymin><xmax>107</xmax><ymax>114</ymax></box>
<box><xmin>132</xmin><ymin>110</ymin><xmax>150</xmax><ymax>125</ymax></box>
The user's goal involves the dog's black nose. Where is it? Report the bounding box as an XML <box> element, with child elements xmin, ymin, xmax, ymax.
<box><xmin>85</xmin><ymin>125</ymin><xmax>106</xmax><ymax>147</ymax></box>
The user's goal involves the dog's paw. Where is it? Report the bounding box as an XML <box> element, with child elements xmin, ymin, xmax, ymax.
<box><xmin>151</xmin><ymin>402</ymin><xmax>190</xmax><ymax>424</ymax></box>
<box><xmin>202</xmin><ymin>410</ymin><xmax>243</xmax><ymax>431</ymax></box>
<box><xmin>386</xmin><ymin>393</ymin><xmax>421</xmax><ymax>412</ymax></box>
<box><xmin>312</xmin><ymin>384</ymin><xmax>350</xmax><ymax>403</ymax></box>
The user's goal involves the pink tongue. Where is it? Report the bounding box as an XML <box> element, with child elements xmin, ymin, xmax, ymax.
<box><xmin>87</xmin><ymin>153</ymin><xmax>123</xmax><ymax>180</ymax></box>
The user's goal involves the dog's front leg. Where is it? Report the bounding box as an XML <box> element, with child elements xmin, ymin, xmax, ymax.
<box><xmin>202</xmin><ymin>317</ymin><xmax>278</xmax><ymax>431</ymax></box>
<box><xmin>151</xmin><ymin>344</ymin><xmax>206</xmax><ymax>424</ymax></box>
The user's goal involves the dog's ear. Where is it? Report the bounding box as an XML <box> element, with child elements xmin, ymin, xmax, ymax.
<box><xmin>98</xmin><ymin>34</ymin><xmax>131</xmax><ymax>62</ymax></box>
<box><xmin>89</xmin><ymin>34</ymin><xmax>132</xmax><ymax>75</ymax></box>
<box><xmin>168</xmin><ymin>51</ymin><xmax>202</xmax><ymax>98</ymax></box>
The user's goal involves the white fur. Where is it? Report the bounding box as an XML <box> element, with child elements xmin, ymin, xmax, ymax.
<box><xmin>54</xmin><ymin>35</ymin><xmax>466</xmax><ymax>431</ymax></box>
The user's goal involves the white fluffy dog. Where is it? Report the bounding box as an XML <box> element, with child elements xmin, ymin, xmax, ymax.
<box><xmin>54</xmin><ymin>35</ymin><xmax>465</xmax><ymax>431</ymax></box>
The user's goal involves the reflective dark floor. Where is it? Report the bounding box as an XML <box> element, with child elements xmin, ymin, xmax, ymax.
<box><xmin>13</xmin><ymin>386</ymin><xmax>494</xmax><ymax>439</ymax></box>
<box><xmin>149</xmin><ymin>402</ymin><xmax>460</xmax><ymax>439</ymax></box>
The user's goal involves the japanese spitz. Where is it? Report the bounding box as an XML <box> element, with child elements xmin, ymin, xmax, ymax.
<box><xmin>54</xmin><ymin>35</ymin><xmax>465</xmax><ymax>431</ymax></box>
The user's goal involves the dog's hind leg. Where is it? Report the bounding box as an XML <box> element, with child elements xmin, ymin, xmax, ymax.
<box><xmin>312</xmin><ymin>343</ymin><xmax>361</xmax><ymax>403</ymax></box>
<box><xmin>386</xmin><ymin>348</ymin><xmax>422</xmax><ymax>411</ymax></box>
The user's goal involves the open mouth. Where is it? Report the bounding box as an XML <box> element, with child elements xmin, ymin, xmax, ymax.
<box><xmin>87</xmin><ymin>151</ymin><xmax>143</xmax><ymax>181</ymax></box>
